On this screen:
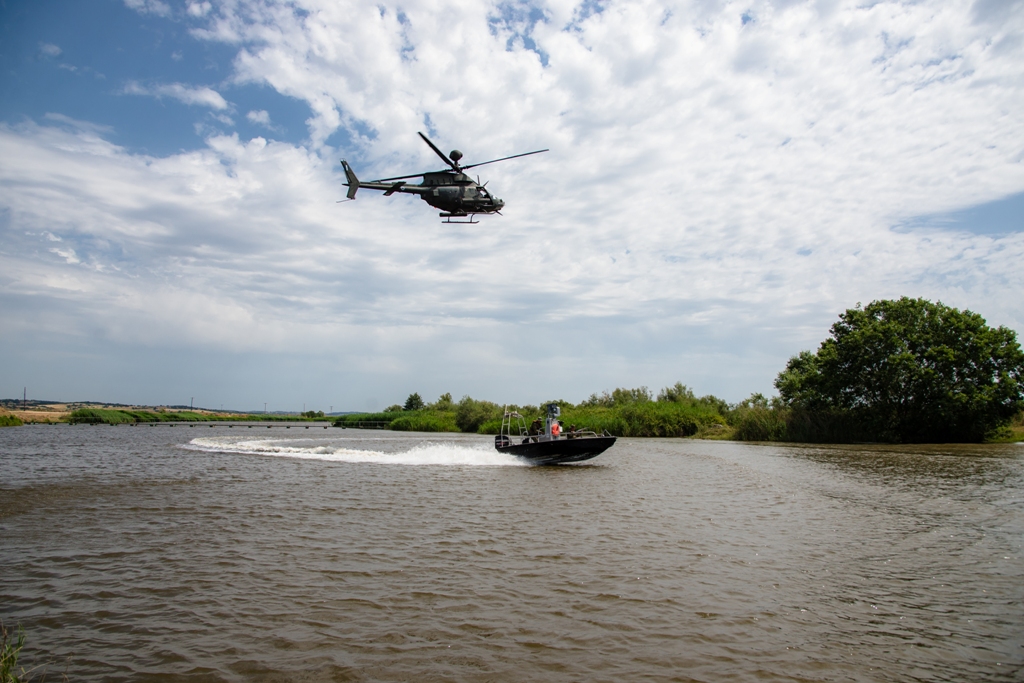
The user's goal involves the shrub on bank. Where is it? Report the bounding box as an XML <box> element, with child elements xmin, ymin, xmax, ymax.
<box><xmin>985</xmin><ymin>410</ymin><xmax>1024</xmax><ymax>443</ymax></box>
<box><xmin>455</xmin><ymin>396</ymin><xmax>502</xmax><ymax>433</ymax></box>
<box><xmin>0</xmin><ymin>414</ymin><xmax>23</xmax><ymax>427</ymax></box>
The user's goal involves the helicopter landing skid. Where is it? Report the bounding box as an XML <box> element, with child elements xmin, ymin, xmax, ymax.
<box><xmin>440</xmin><ymin>213</ymin><xmax>479</xmax><ymax>224</ymax></box>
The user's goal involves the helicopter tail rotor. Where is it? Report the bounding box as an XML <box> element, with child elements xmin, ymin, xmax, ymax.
<box><xmin>340</xmin><ymin>159</ymin><xmax>360</xmax><ymax>199</ymax></box>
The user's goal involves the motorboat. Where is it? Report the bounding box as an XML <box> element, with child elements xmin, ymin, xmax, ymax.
<box><xmin>494</xmin><ymin>403</ymin><xmax>616</xmax><ymax>465</ymax></box>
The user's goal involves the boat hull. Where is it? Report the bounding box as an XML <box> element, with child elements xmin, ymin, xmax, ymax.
<box><xmin>495</xmin><ymin>436</ymin><xmax>616</xmax><ymax>465</ymax></box>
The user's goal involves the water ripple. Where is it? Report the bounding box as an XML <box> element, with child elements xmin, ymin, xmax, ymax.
<box><xmin>1</xmin><ymin>426</ymin><xmax>1022</xmax><ymax>681</ymax></box>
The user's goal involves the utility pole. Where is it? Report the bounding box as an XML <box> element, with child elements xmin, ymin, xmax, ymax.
<box><xmin>264</xmin><ymin>402</ymin><xmax>267</xmax><ymax>414</ymax></box>
<box><xmin>191</xmin><ymin>397</ymin><xmax>194</xmax><ymax>410</ymax></box>
<box><xmin>23</xmin><ymin>387</ymin><xmax>27</xmax><ymax>409</ymax></box>
<box><xmin>330</xmin><ymin>405</ymin><xmax>333</xmax><ymax>414</ymax></box>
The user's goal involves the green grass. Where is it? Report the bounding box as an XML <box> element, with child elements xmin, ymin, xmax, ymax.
<box><xmin>1</xmin><ymin>622</ymin><xmax>26</xmax><ymax>683</ymax></box>
<box><xmin>0</xmin><ymin>621</ymin><xmax>67</xmax><ymax>683</ymax></box>
<box><xmin>0</xmin><ymin>415</ymin><xmax>23</xmax><ymax>428</ymax></box>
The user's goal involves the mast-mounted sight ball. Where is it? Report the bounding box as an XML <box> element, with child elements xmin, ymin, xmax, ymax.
<box><xmin>449</xmin><ymin>150</ymin><xmax>463</xmax><ymax>162</ymax></box>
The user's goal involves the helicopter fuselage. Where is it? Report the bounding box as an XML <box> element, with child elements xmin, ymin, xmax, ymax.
<box><xmin>354</xmin><ymin>171</ymin><xmax>504</xmax><ymax>216</ymax></box>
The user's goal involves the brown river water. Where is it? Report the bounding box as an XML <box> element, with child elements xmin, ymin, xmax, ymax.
<box><xmin>1</xmin><ymin>424</ymin><xmax>1022</xmax><ymax>682</ymax></box>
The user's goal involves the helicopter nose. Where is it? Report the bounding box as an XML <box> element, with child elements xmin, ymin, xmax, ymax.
<box><xmin>495</xmin><ymin>198</ymin><xmax>504</xmax><ymax>209</ymax></box>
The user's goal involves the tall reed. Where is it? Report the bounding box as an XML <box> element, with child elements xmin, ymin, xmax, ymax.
<box><xmin>1</xmin><ymin>622</ymin><xmax>26</xmax><ymax>683</ymax></box>
<box><xmin>388</xmin><ymin>414</ymin><xmax>458</xmax><ymax>432</ymax></box>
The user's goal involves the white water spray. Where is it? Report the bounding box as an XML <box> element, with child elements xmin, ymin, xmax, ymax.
<box><xmin>185</xmin><ymin>436</ymin><xmax>529</xmax><ymax>467</ymax></box>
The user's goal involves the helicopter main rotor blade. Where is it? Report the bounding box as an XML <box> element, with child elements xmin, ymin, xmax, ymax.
<box><xmin>370</xmin><ymin>169</ymin><xmax>447</xmax><ymax>182</ymax></box>
<box><xmin>461</xmin><ymin>148</ymin><xmax>549</xmax><ymax>171</ymax></box>
<box><xmin>418</xmin><ymin>132</ymin><xmax>458</xmax><ymax>170</ymax></box>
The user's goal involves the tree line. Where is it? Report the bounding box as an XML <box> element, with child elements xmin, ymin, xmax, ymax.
<box><xmin>337</xmin><ymin>298</ymin><xmax>1024</xmax><ymax>443</ymax></box>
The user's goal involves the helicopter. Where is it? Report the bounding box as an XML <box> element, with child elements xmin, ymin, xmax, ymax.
<box><xmin>340</xmin><ymin>132</ymin><xmax>548</xmax><ymax>223</ymax></box>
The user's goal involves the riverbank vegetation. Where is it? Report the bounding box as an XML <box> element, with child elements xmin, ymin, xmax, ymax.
<box><xmin>335</xmin><ymin>384</ymin><xmax>731</xmax><ymax>438</ymax></box>
<box><xmin>336</xmin><ymin>299</ymin><xmax>1024</xmax><ymax>444</ymax></box>
<box><xmin>1</xmin><ymin>622</ymin><xmax>27</xmax><ymax>683</ymax></box>
<box><xmin>0</xmin><ymin>414</ymin><xmax>24</xmax><ymax>427</ymax></box>
<box><xmin>336</xmin><ymin>389</ymin><xmax>1024</xmax><ymax>444</ymax></box>
<box><xmin>66</xmin><ymin>409</ymin><xmax>329</xmax><ymax>425</ymax></box>
<box><xmin>0</xmin><ymin>621</ymin><xmax>67</xmax><ymax>683</ymax></box>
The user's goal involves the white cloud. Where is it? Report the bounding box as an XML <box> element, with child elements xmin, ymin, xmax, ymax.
<box><xmin>187</xmin><ymin>1</ymin><xmax>212</xmax><ymax>17</ymax></box>
<box><xmin>124</xmin><ymin>81</ymin><xmax>230</xmax><ymax>110</ymax></box>
<box><xmin>3</xmin><ymin>0</ymin><xmax>1024</xmax><ymax>406</ymax></box>
<box><xmin>39</xmin><ymin>42</ymin><xmax>61</xmax><ymax>57</ymax></box>
<box><xmin>42</xmin><ymin>112</ymin><xmax>114</xmax><ymax>135</ymax></box>
<box><xmin>123</xmin><ymin>0</ymin><xmax>171</xmax><ymax>17</ymax></box>
<box><xmin>246</xmin><ymin>109</ymin><xmax>271</xmax><ymax>126</ymax></box>
<box><xmin>49</xmin><ymin>247</ymin><xmax>80</xmax><ymax>264</ymax></box>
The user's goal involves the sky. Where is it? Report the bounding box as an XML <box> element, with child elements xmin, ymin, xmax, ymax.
<box><xmin>1</xmin><ymin>0</ymin><xmax>1022</xmax><ymax>413</ymax></box>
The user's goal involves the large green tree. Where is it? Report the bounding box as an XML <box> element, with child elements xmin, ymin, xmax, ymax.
<box><xmin>775</xmin><ymin>297</ymin><xmax>1024</xmax><ymax>442</ymax></box>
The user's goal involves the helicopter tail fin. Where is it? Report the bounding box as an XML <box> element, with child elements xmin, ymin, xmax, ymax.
<box><xmin>340</xmin><ymin>160</ymin><xmax>359</xmax><ymax>199</ymax></box>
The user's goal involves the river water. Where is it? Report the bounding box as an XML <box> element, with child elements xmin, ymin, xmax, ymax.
<box><xmin>1</xmin><ymin>424</ymin><xmax>1022</xmax><ymax>682</ymax></box>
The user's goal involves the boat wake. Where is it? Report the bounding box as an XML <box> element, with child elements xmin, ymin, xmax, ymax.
<box><xmin>185</xmin><ymin>436</ymin><xmax>529</xmax><ymax>467</ymax></box>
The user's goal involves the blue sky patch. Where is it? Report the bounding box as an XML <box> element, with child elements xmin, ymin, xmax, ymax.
<box><xmin>0</xmin><ymin>0</ymin><xmax>314</xmax><ymax>154</ymax></box>
<box><xmin>489</xmin><ymin>1</ymin><xmax>550</xmax><ymax>66</ymax></box>
<box><xmin>899</xmin><ymin>192</ymin><xmax>1024</xmax><ymax>236</ymax></box>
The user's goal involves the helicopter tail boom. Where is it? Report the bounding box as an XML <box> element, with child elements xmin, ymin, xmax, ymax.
<box><xmin>341</xmin><ymin>160</ymin><xmax>360</xmax><ymax>199</ymax></box>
